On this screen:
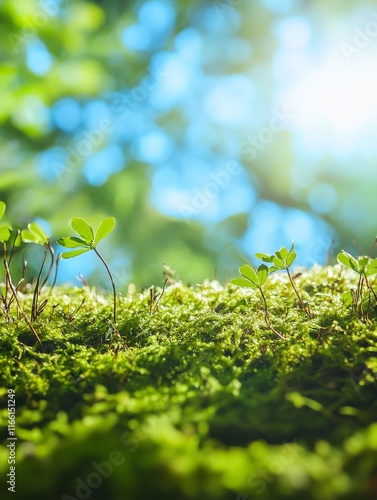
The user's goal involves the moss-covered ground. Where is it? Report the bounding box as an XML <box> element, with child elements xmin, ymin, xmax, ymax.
<box><xmin>1</xmin><ymin>265</ymin><xmax>377</xmax><ymax>499</ymax></box>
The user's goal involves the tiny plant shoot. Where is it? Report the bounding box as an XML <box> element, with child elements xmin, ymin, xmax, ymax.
<box><xmin>255</xmin><ymin>243</ymin><xmax>312</xmax><ymax>319</ymax></box>
<box><xmin>57</xmin><ymin>217</ymin><xmax>117</xmax><ymax>323</ymax></box>
<box><xmin>231</xmin><ymin>264</ymin><xmax>286</xmax><ymax>340</ymax></box>
<box><xmin>337</xmin><ymin>250</ymin><xmax>377</xmax><ymax>318</ymax></box>
<box><xmin>21</xmin><ymin>222</ymin><xmax>56</xmax><ymax>321</ymax></box>
<box><xmin>0</xmin><ymin>202</ymin><xmax>44</xmax><ymax>351</ymax></box>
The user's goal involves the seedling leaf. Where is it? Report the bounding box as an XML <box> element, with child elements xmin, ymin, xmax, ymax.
<box><xmin>255</xmin><ymin>252</ymin><xmax>274</xmax><ymax>263</ymax></box>
<box><xmin>277</xmin><ymin>246</ymin><xmax>288</xmax><ymax>260</ymax></box>
<box><xmin>231</xmin><ymin>278</ymin><xmax>257</xmax><ymax>288</ymax></box>
<box><xmin>0</xmin><ymin>201</ymin><xmax>5</xmax><ymax>220</ymax></box>
<box><xmin>257</xmin><ymin>264</ymin><xmax>268</xmax><ymax>286</ymax></box>
<box><xmin>286</xmin><ymin>250</ymin><xmax>297</xmax><ymax>267</ymax></box>
<box><xmin>358</xmin><ymin>256</ymin><xmax>370</xmax><ymax>273</ymax></box>
<box><xmin>337</xmin><ymin>251</ymin><xmax>357</xmax><ymax>270</ymax></box>
<box><xmin>94</xmin><ymin>217</ymin><xmax>116</xmax><ymax>246</ymax></box>
<box><xmin>366</xmin><ymin>258</ymin><xmax>377</xmax><ymax>276</ymax></box>
<box><xmin>70</xmin><ymin>218</ymin><xmax>93</xmax><ymax>245</ymax></box>
<box><xmin>0</xmin><ymin>225</ymin><xmax>11</xmax><ymax>242</ymax></box>
<box><xmin>29</xmin><ymin>222</ymin><xmax>48</xmax><ymax>243</ymax></box>
<box><xmin>57</xmin><ymin>236</ymin><xmax>87</xmax><ymax>248</ymax></box>
<box><xmin>61</xmin><ymin>248</ymin><xmax>90</xmax><ymax>259</ymax></box>
<box><xmin>272</xmin><ymin>256</ymin><xmax>285</xmax><ymax>268</ymax></box>
<box><xmin>239</xmin><ymin>264</ymin><xmax>259</xmax><ymax>286</ymax></box>
<box><xmin>22</xmin><ymin>222</ymin><xmax>49</xmax><ymax>245</ymax></box>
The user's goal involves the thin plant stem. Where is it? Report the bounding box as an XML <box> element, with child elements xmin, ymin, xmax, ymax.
<box><xmin>365</xmin><ymin>276</ymin><xmax>377</xmax><ymax>305</ymax></box>
<box><xmin>153</xmin><ymin>278</ymin><xmax>168</xmax><ymax>314</ymax></box>
<box><xmin>50</xmin><ymin>254</ymin><xmax>61</xmax><ymax>293</ymax></box>
<box><xmin>3</xmin><ymin>244</ymin><xmax>44</xmax><ymax>351</ymax></box>
<box><xmin>259</xmin><ymin>287</ymin><xmax>286</xmax><ymax>340</ymax></box>
<box><xmin>286</xmin><ymin>268</ymin><xmax>311</xmax><ymax>319</ymax></box>
<box><xmin>93</xmin><ymin>247</ymin><xmax>117</xmax><ymax>323</ymax></box>
<box><xmin>32</xmin><ymin>243</ymin><xmax>49</xmax><ymax>321</ymax></box>
<box><xmin>41</xmin><ymin>244</ymin><xmax>55</xmax><ymax>289</ymax></box>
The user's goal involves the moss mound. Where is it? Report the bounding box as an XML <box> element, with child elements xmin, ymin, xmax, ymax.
<box><xmin>1</xmin><ymin>265</ymin><xmax>377</xmax><ymax>499</ymax></box>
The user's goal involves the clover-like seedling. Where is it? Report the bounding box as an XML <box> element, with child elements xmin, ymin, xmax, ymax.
<box><xmin>337</xmin><ymin>251</ymin><xmax>377</xmax><ymax>277</ymax></box>
<box><xmin>255</xmin><ymin>243</ymin><xmax>311</xmax><ymax>319</ymax></box>
<box><xmin>21</xmin><ymin>222</ymin><xmax>56</xmax><ymax>321</ymax></box>
<box><xmin>231</xmin><ymin>264</ymin><xmax>285</xmax><ymax>340</ymax></box>
<box><xmin>57</xmin><ymin>217</ymin><xmax>117</xmax><ymax>323</ymax></box>
<box><xmin>337</xmin><ymin>250</ymin><xmax>377</xmax><ymax>316</ymax></box>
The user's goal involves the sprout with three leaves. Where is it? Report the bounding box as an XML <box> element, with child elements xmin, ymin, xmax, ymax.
<box><xmin>337</xmin><ymin>250</ymin><xmax>377</xmax><ymax>316</ymax></box>
<box><xmin>231</xmin><ymin>264</ymin><xmax>286</xmax><ymax>340</ymax></box>
<box><xmin>57</xmin><ymin>217</ymin><xmax>117</xmax><ymax>323</ymax></box>
<box><xmin>255</xmin><ymin>243</ymin><xmax>311</xmax><ymax>319</ymax></box>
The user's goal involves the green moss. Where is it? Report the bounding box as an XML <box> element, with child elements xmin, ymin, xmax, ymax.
<box><xmin>1</xmin><ymin>265</ymin><xmax>377</xmax><ymax>499</ymax></box>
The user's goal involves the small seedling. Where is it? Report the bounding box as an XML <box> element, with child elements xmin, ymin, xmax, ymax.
<box><xmin>1</xmin><ymin>204</ymin><xmax>25</xmax><ymax>318</ymax></box>
<box><xmin>231</xmin><ymin>264</ymin><xmax>286</xmax><ymax>340</ymax></box>
<box><xmin>0</xmin><ymin>202</ymin><xmax>13</xmax><ymax>319</ymax></box>
<box><xmin>337</xmin><ymin>250</ymin><xmax>377</xmax><ymax>317</ymax></box>
<box><xmin>255</xmin><ymin>243</ymin><xmax>311</xmax><ymax>318</ymax></box>
<box><xmin>0</xmin><ymin>202</ymin><xmax>44</xmax><ymax>350</ymax></box>
<box><xmin>21</xmin><ymin>222</ymin><xmax>57</xmax><ymax>321</ymax></box>
<box><xmin>57</xmin><ymin>217</ymin><xmax>117</xmax><ymax>323</ymax></box>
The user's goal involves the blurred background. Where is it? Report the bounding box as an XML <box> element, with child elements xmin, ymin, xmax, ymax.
<box><xmin>1</xmin><ymin>0</ymin><xmax>377</xmax><ymax>290</ymax></box>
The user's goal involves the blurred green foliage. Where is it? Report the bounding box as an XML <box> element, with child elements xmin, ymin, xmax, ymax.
<box><xmin>1</xmin><ymin>0</ymin><xmax>377</xmax><ymax>290</ymax></box>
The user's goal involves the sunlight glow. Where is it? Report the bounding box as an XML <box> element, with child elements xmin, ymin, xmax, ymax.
<box><xmin>279</xmin><ymin>51</ymin><xmax>377</xmax><ymax>154</ymax></box>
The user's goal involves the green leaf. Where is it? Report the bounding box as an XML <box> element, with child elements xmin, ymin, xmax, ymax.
<box><xmin>29</xmin><ymin>222</ymin><xmax>48</xmax><ymax>243</ymax></box>
<box><xmin>239</xmin><ymin>265</ymin><xmax>259</xmax><ymax>286</ymax></box>
<box><xmin>60</xmin><ymin>248</ymin><xmax>90</xmax><ymax>259</ymax></box>
<box><xmin>268</xmin><ymin>266</ymin><xmax>279</xmax><ymax>273</ymax></box>
<box><xmin>0</xmin><ymin>201</ymin><xmax>5</xmax><ymax>221</ymax></box>
<box><xmin>94</xmin><ymin>217</ymin><xmax>116</xmax><ymax>246</ymax></box>
<box><xmin>272</xmin><ymin>256</ymin><xmax>285</xmax><ymax>269</ymax></box>
<box><xmin>0</xmin><ymin>225</ymin><xmax>11</xmax><ymax>242</ymax></box>
<box><xmin>337</xmin><ymin>251</ymin><xmax>358</xmax><ymax>272</ymax></box>
<box><xmin>57</xmin><ymin>236</ymin><xmax>88</xmax><ymax>248</ymax></box>
<box><xmin>286</xmin><ymin>250</ymin><xmax>297</xmax><ymax>267</ymax></box>
<box><xmin>21</xmin><ymin>230</ymin><xmax>38</xmax><ymax>244</ymax></box>
<box><xmin>70</xmin><ymin>217</ymin><xmax>93</xmax><ymax>245</ymax></box>
<box><xmin>277</xmin><ymin>246</ymin><xmax>288</xmax><ymax>260</ymax></box>
<box><xmin>13</xmin><ymin>231</ymin><xmax>22</xmax><ymax>247</ymax></box>
<box><xmin>21</xmin><ymin>223</ymin><xmax>48</xmax><ymax>245</ymax></box>
<box><xmin>255</xmin><ymin>252</ymin><xmax>274</xmax><ymax>263</ymax></box>
<box><xmin>358</xmin><ymin>256</ymin><xmax>370</xmax><ymax>274</ymax></box>
<box><xmin>231</xmin><ymin>278</ymin><xmax>257</xmax><ymax>288</ymax></box>
<box><xmin>257</xmin><ymin>264</ymin><xmax>268</xmax><ymax>286</ymax></box>
<box><xmin>366</xmin><ymin>258</ymin><xmax>377</xmax><ymax>276</ymax></box>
